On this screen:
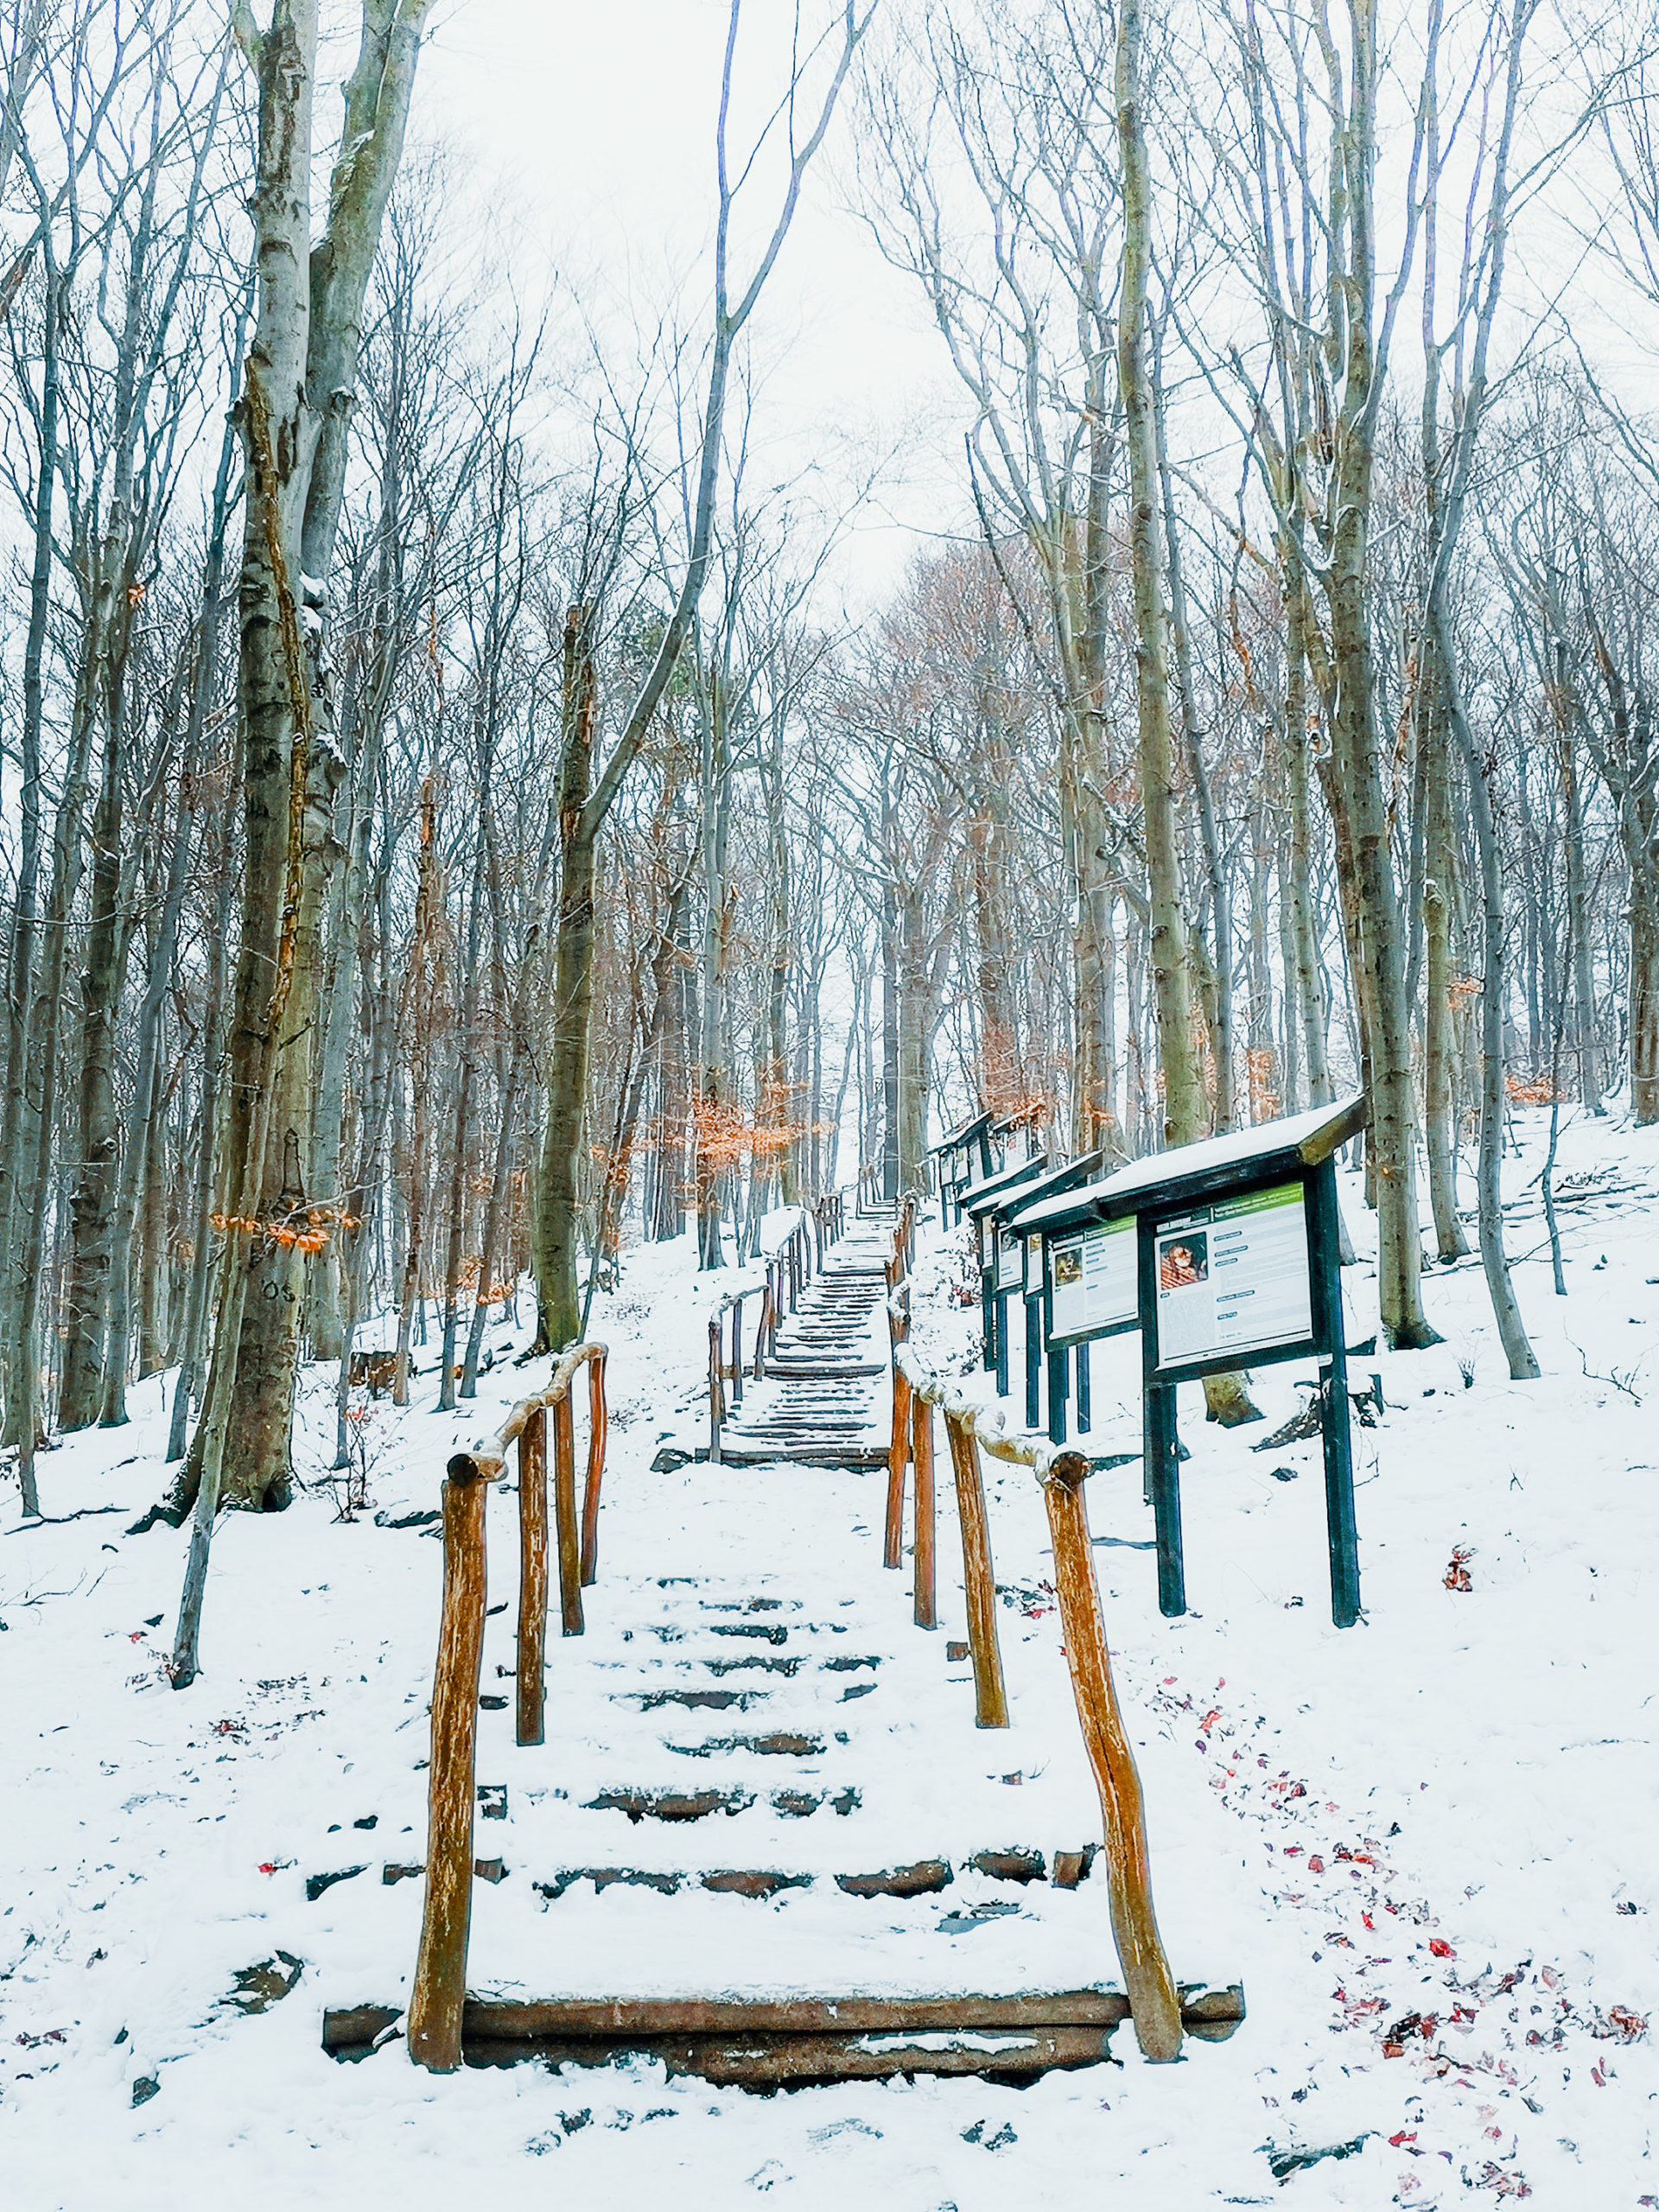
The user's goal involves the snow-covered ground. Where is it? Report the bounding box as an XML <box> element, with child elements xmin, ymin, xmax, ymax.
<box><xmin>3</xmin><ymin>1108</ymin><xmax>1655</xmax><ymax>2209</ymax></box>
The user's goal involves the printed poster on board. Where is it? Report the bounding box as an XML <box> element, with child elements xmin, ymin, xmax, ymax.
<box><xmin>1154</xmin><ymin>1179</ymin><xmax>1313</xmax><ymax>1370</ymax></box>
<box><xmin>996</xmin><ymin>1227</ymin><xmax>1023</xmax><ymax>1294</ymax></box>
<box><xmin>1048</xmin><ymin>1213</ymin><xmax>1137</xmax><ymax>1342</ymax></box>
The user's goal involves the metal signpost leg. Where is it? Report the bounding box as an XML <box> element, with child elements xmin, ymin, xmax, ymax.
<box><xmin>1136</xmin><ymin>1216</ymin><xmax>1185</xmax><ymax>1615</ymax></box>
<box><xmin>1311</xmin><ymin>1160</ymin><xmax>1362</xmax><ymax>1627</ymax></box>
<box><xmin>1320</xmin><ymin>1357</ymin><xmax>1360</xmax><ymax>1627</ymax></box>
<box><xmin>982</xmin><ymin>1271</ymin><xmax>995</xmax><ymax>1370</ymax></box>
<box><xmin>1025</xmin><ymin>1297</ymin><xmax>1042</xmax><ymax>1430</ymax></box>
<box><xmin>1076</xmin><ymin>1342</ymin><xmax>1091</xmax><ymax>1433</ymax></box>
<box><xmin>1047</xmin><ymin>1341</ymin><xmax>1069</xmax><ymax>1446</ymax></box>
<box><xmin>995</xmin><ymin>1292</ymin><xmax>1009</xmax><ymax>1396</ymax></box>
<box><xmin>1144</xmin><ymin>1382</ymin><xmax>1185</xmax><ymax>1617</ymax></box>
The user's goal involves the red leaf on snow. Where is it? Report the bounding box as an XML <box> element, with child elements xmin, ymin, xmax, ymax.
<box><xmin>257</xmin><ymin>1862</ymin><xmax>278</xmax><ymax>1876</ymax></box>
<box><xmin>1308</xmin><ymin>1855</ymin><xmax>1325</xmax><ymax>1873</ymax></box>
<box><xmin>1429</xmin><ymin>1937</ymin><xmax>1454</xmax><ymax>1958</ymax></box>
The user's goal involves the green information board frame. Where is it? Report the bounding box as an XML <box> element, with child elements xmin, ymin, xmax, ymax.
<box><xmin>1007</xmin><ymin>1096</ymin><xmax>1368</xmax><ymax>1630</ymax></box>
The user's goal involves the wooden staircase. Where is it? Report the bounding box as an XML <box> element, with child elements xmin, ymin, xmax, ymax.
<box><xmin>328</xmin><ymin>1551</ymin><xmax>1242</xmax><ymax>2082</ymax></box>
<box><xmin>713</xmin><ymin>1217</ymin><xmax>896</xmax><ymax>1470</ymax></box>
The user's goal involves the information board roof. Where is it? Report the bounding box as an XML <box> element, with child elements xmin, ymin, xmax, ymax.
<box><xmin>994</xmin><ymin>1149</ymin><xmax>1107</xmax><ymax>1228</ymax></box>
<box><xmin>1007</xmin><ymin>1172</ymin><xmax>1119</xmax><ymax>1235</ymax></box>
<box><xmin>931</xmin><ymin>1109</ymin><xmax>992</xmax><ymax>1157</ymax></box>
<box><xmin>1008</xmin><ymin>1095</ymin><xmax>1366</xmax><ymax>1236</ymax></box>
<box><xmin>1101</xmin><ymin>1094</ymin><xmax>1366</xmax><ymax>1209</ymax></box>
<box><xmin>958</xmin><ymin>1153</ymin><xmax>1049</xmax><ymax>1217</ymax></box>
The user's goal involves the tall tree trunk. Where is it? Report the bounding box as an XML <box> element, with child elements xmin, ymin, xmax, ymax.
<box><xmin>1116</xmin><ymin>0</ymin><xmax>1201</xmax><ymax>1152</ymax></box>
<box><xmin>188</xmin><ymin>0</ymin><xmax>435</xmax><ymax>1527</ymax></box>
<box><xmin>1447</xmin><ymin>659</ymin><xmax>1537</xmax><ymax>1379</ymax></box>
<box><xmin>1421</xmin><ymin>645</ymin><xmax>1470</xmax><ymax>1262</ymax></box>
<box><xmin>1119</xmin><ymin>0</ymin><xmax>1255</xmax><ymax>1420</ymax></box>
<box><xmin>58</xmin><ymin>734</ymin><xmax>126</xmax><ymax>1428</ymax></box>
<box><xmin>532</xmin><ymin>605</ymin><xmax>601</xmax><ymax>1346</ymax></box>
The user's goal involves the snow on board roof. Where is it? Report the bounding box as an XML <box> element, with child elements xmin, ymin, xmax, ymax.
<box><xmin>1007</xmin><ymin>1095</ymin><xmax>1366</xmax><ymax>1234</ymax></box>
<box><xmin>988</xmin><ymin>1147</ymin><xmax>1106</xmax><ymax>1217</ymax></box>
<box><xmin>957</xmin><ymin>1153</ymin><xmax>1050</xmax><ymax>1214</ymax></box>
<box><xmin>931</xmin><ymin>1109</ymin><xmax>991</xmax><ymax>1155</ymax></box>
<box><xmin>1102</xmin><ymin>1093</ymin><xmax>1366</xmax><ymax>1201</ymax></box>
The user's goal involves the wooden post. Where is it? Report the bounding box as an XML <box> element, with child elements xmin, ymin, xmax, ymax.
<box><xmin>1076</xmin><ymin>1341</ymin><xmax>1091</xmax><ymax>1431</ymax></box>
<box><xmin>516</xmin><ymin>1408</ymin><xmax>549</xmax><ymax>1747</ymax></box>
<box><xmin>943</xmin><ymin>1410</ymin><xmax>1008</xmax><ymax>1727</ymax></box>
<box><xmin>731</xmin><ymin>1300</ymin><xmax>743</xmax><ymax>1408</ymax></box>
<box><xmin>886</xmin><ymin>1345</ymin><xmax>911</xmax><ymax>1572</ymax></box>
<box><xmin>579</xmin><ymin>1352</ymin><xmax>607</xmax><ymax>1586</ymax></box>
<box><xmin>1043</xmin><ymin>1453</ymin><xmax>1183</xmax><ymax>2063</ymax></box>
<box><xmin>552</xmin><ymin>1389</ymin><xmax>583</xmax><ymax>1637</ymax></box>
<box><xmin>912</xmin><ymin>1391</ymin><xmax>938</xmax><ymax>1630</ymax></box>
<box><xmin>409</xmin><ymin>1458</ymin><xmax>493</xmax><ymax>2071</ymax></box>
<box><xmin>709</xmin><ymin>1317</ymin><xmax>723</xmax><ymax>1463</ymax></box>
<box><xmin>1025</xmin><ymin>1293</ymin><xmax>1042</xmax><ymax>1429</ymax></box>
<box><xmin>994</xmin><ymin>1291</ymin><xmax>1009</xmax><ymax>1396</ymax></box>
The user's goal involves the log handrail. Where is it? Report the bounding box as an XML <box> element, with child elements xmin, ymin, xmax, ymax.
<box><xmin>409</xmin><ymin>1341</ymin><xmax>608</xmax><ymax>2074</ymax></box>
<box><xmin>889</xmin><ymin>1336</ymin><xmax>1183</xmax><ymax>2064</ymax></box>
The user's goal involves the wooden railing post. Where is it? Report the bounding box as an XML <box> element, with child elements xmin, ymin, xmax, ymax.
<box><xmin>730</xmin><ymin>1300</ymin><xmax>743</xmax><ymax>1409</ymax></box>
<box><xmin>1043</xmin><ymin>1452</ymin><xmax>1182</xmax><ymax>2063</ymax></box>
<box><xmin>409</xmin><ymin>1455</ymin><xmax>493</xmax><ymax>2072</ymax></box>
<box><xmin>516</xmin><ymin>1408</ymin><xmax>549</xmax><ymax>1747</ymax></box>
<box><xmin>886</xmin><ymin>1373</ymin><xmax>911</xmax><ymax>1573</ymax></box>
<box><xmin>886</xmin><ymin>1297</ymin><xmax>910</xmax><ymax>1571</ymax></box>
<box><xmin>943</xmin><ymin>1408</ymin><xmax>1008</xmax><ymax>1728</ymax></box>
<box><xmin>709</xmin><ymin>1317</ymin><xmax>723</xmax><ymax>1463</ymax></box>
<box><xmin>912</xmin><ymin>1391</ymin><xmax>937</xmax><ymax>1630</ymax></box>
<box><xmin>552</xmin><ymin>1389</ymin><xmax>582</xmax><ymax>1636</ymax></box>
<box><xmin>579</xmin><ymin>1351</ymin><xmax>607</xmax><ymax>1586</ymax></box>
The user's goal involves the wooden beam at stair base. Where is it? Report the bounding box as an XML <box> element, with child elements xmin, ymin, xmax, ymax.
<box><xmin>467</xmin><ymin>2025</ymin><xmax>1118</xmax><ymax>2086</ymax></box>
<box><xmin>324</xmin><ymin>1986</ymin><xmax>1243</xmax><ymax>2062</ymax></box>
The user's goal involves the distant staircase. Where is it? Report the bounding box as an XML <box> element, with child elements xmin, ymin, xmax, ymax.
<box><xmin>713</xmin><ymin>1217</ymin><xmax>896</xmax><ymax>1469</ymax></box>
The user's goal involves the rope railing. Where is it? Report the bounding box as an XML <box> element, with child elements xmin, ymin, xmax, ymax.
<box><xmin>884</xmin><ymin>1319</ymin><xmax>1185</xmax><ymax>2065</ymax></box>
<box><xmin>408</xmin><ymin>1341</ymin><xmax>609</xmax><ymax>2074</ymax></box>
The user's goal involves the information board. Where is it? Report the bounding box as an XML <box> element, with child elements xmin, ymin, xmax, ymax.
<box><xmin>995</xmin><ymin>1226</ymin><xmax>1023</xmax><ymax>1294</ymax></box>
<box><xmin>1153</xmin><ymin>1179</ymin><xmax>1313</xmax><ymax>1372</ymax></box>
<box><xmin>1047</xmin><ymin>1213</ymin><xmax>1138</xmax><ymax>1345</ymax></box>
<box><xmin>1024</xmin><ymin>1230</ymin><xmax>1043</xmax><ymax>1296</ymax></box>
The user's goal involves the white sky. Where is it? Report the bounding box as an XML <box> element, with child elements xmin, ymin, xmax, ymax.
<box><xmin>396</xmin><ymin>0</ymin><xmax>1656</xmax><ymax>626</ymax></box>
<box><xmin>419</xmin><ymin>0</ymin><xmax>962</xmax><ymax>613</ymax></box>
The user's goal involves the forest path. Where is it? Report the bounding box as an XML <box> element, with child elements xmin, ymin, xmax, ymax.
<box><xmin>712</xmin><ymin>1215</ymin><xmax>896</xmax><ymax>1468</ymax></box>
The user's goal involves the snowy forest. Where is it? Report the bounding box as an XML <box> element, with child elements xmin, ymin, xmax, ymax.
<box><xmin>3</xmin><ymin>1</ymin><xmax>1658</xmax><ymax>2201</ymax></box>
<box><xmin>4</xmin><ymin>0</ymin><xmax>1658</xmax><ymax>1510</ymax></box>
